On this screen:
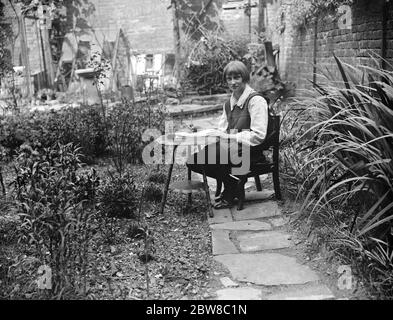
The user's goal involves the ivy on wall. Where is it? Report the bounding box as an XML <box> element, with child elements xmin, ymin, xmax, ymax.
<box><xmin>0</xmin><ymin>1</ymin><xmax>13</xmax><ymax>79</ymax></box>
<box><xmin>275</xmin><ymin>0</ymin><xmax>353</xmax><ymax>32</ymax></box>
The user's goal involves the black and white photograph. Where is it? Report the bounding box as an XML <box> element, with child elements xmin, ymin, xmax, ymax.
<box><xmin>0</xmin><ymin>0</ymin><xmax>392</xmax><ymax>304</ymax></box>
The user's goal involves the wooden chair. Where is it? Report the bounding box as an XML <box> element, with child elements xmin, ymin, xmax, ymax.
<box><xmin>215</xmin><ymin>114</ymin><xmax>282</xmax><ymax>210</ymax></box>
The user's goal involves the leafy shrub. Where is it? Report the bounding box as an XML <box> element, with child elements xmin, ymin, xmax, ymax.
<box><xmin>143</xmin><ymin>183</ymin><xmax>163</xmax><ymax>203</ymax></box>
<box><xmin>0</xmin><ymin>199</ymin><xmax>19</xmax><ymax>245</ymax></box>
<box><xmin>181</xmin><ymin>29</ymin><xmax>249</xmax><ymax>94</ymax></box>
<box><xmin>107</xmin><ymin>100</ymin><xmax>167</xmax><ymax>172</ymax></box>
<box><xmin>97</xmin><ymin>173</ymin><xmax>139</xmax><ymax>219</ymax></box>
<box><xmin>147</xmin><ymin>171</ymin><xmax>166</xmax><ymax>184</ymax></box>
<box><xmin>9</xmin><ymin>143</ymin><xmax>98</xmax><ymax>298</ymax></box>
<box><xmin>57</xmin><ymin>105</ymin><xmax>109</xmax><ymax>162</ymax></box>
<box><xmin>73</xmin><ymin>168</ymin><xmax>100</xmax><ymax>205</ymax></box>
<box><xmin>0</xmin><ymin>105</ymin><xmax>108</xmax><ymax>163</ymax></box>
<box><xmin>0</xmin><ymin>99</ymin><xmax>166</xmax><ymax>170</ymax></box>
<box><xmin>0</xmin><ymin>115</ymin><xmax>27</xmax><ymax>155</ymax></box>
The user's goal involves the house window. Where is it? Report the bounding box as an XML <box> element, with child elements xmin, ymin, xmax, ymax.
<box><xmin>145</xmin><ymin>54</ymin><xmax>154</xmax><ymax>71</ymax></box>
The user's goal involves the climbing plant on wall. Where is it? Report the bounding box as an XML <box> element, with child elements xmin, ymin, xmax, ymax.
<box><xmin>277</xmin><ymin>0</ymin><xmax>353</xmax><ymax>31</ymax></box>
<box><xmin>0</xmin><ymin>1</ymin><xmax>13</xmax><ymax>80</ymax></box>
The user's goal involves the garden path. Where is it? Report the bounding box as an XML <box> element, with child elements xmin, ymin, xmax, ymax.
<box><xmin>207</xmin><ymin>191</ymin><xmax>336</xmax><ymax>300</ymax></box>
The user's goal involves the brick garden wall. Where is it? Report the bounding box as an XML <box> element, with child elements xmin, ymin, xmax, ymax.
<box><xmin>268</xmin><ymin>0</ymin><xmax>393</xmax><ymax>90</ymax></box>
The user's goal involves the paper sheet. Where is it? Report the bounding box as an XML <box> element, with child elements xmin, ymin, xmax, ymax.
<box><xmin>175</xmin><ymin>129</ymin><xmax>222</xmax><ymax>138</ymax></box>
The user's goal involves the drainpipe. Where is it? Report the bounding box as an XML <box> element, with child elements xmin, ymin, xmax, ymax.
<box><xmin>39</xmin><ymin>27</ymin><xmax>48</xmax><ymax>87</ymax></box>
<box><xmin>381</xmin><ymin>0</ymin><xmax>389</xmax><ymax>72</ymax></box>
<box><xmin>312</xmin><ymin>18</ymin><xmax>318</xmax><ymax>87</ymax></box>
<box><xmin>248</xmin><ymin>0</ymin><xmax>252</xmax><ymax>42</ymax></box>
<box><xmin>20</xmin><ymin>15</ymin><xmax>31</xmax><ymax>98</ymax></box>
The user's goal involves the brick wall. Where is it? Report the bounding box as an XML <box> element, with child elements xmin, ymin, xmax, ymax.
<box><xmin>268</xmin><ymin>0</ymin><xmax>393</xmax><ymax>90</ymax></box>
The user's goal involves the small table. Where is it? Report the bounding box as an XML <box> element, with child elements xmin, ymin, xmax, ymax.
<box><xmin>156</xmin><ymin>133</ymin><xmax>219</xmax><ymax>218</ymax></box>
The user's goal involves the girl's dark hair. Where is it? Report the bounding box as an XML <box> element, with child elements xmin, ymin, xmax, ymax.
<box><xmin>223</xmin><ymin>60</ymin><xmax>250</xmax><ymax>83</ymax></box>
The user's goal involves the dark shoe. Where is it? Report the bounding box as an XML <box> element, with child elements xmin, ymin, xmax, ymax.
<box><xmin>213</xmin><ymin>199</ymin><xmax>233</xmax><ymax>209</ymax></box>
<box><xmin>214</xmin><ymin>193</ymin><xmax>223</xmax><ymax>202</ymax></box>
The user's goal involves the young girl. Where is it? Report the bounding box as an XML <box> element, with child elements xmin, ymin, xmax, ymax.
<box><xmin>186</xmin><ymin>60</ymin><xmax>268</xmax><ymax>209</ymax></box>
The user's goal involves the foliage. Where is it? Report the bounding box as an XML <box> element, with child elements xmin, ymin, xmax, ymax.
<box><xmin>278</xmin><ymin>102</ymin><xmax>312</xmax><ymax>198</ymax></box>
<box><xmin>147</xmin><ymin>171</ymin><xmax>166</xmax><ymax>184</ymax></box>
<box><xmin>7</xmin><ymin>142</ymin><xmax>99</xmax><ymax>298</ymax></box>
<box><xmin>330</xmin><ymin>233</ymin><xmax>393</xmax><ymax>298</ymax></box>
<box><xmin>0</xmin><ymin>198</ymin><xmax>19</xmax><ymax>245</ymax></box>
<box><xmin>0</xmin><ymin>98</ymin><xmax>167</xmax><ymax>168</ymax></box>
<box><xmin>181</xmin><ymin>27</ymin><xmax>249</xmax><ymax>95</ymax></box>
<box><xmin>0</xmin><ymin>105</ymin><xmax>109</xmax><ymax>163</ymax></box>
<box><xmin>97</xmin><ymin>173</ymin><xmax>139</xmax><ymax>220</ymax></box>
<box><xmin>86</xmin><ymin>52</ymin><xmax>112</xmax><ymax>115</ymax></box>
<box><xmin>0</xmin><ymin>0</ymin><xmax>95</xmax><ymax>90</ymax></box>
<box><xmin>250</xmin><ymin>66</ymin><xmax>295</xmax><ymax>105</ymax></box>
<box><xmin>107</xmin><ymin>100</ymin><xmax>167</xmax><ymax>171</ymax></box>
<box><xmin>0</xmin><ymin>1</ymin><xmax>13</xmax><ymax>79</ymax></box>
<box><xmin>57</xmin><ymin>105</ymin><xmax>109</xmax><ymax>162</ymax></box>
<box><xmin>143</xmin><ymin>183</ymin><xmax>163</xmax><ymax>203</ymax></box>
<box><xmin>1</xmin><ymin>161</ymin><xmax>213</xmax><ymax>300</ymax></box>
<box><xmin>285</xmin><ymin>55</ymin><xmax>393</xmax><ymax>297</ymax></box>
<box><xmin>297</xmin><ymin>55</ymin><xmax>393</xmax><ymax>239</ymax></box>
<box><xmin>279</xmin><ymin>0</ymin><xmax>354</xmax><ymax>30</ymax></box>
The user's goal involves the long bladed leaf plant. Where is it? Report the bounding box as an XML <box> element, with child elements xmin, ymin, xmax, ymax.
<box><xmin>295</xmin><ymin>54</ymin><xmax>393</xmax><ymax>244</ymax></box>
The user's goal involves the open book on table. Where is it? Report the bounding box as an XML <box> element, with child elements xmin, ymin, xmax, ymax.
<box><xmin>174</xmin><ymin>129</ymin><xmax>223</xmax><ymax>138</ymax></box>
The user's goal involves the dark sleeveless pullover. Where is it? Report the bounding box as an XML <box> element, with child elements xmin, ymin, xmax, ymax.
<box><xmin>224</xmin><ymin>92</ymin><xmax>262</xmax><ymax>132</ymax></box>
<box><xmin>223</xmin><ymin>92</ymin><xmax>266</xmax><ymax>162</ymax></box>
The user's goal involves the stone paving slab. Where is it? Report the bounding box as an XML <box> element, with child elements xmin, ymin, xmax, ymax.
<box><xmin>237</xmin><ymin>231</ymin><xmax>292</xmax><ymax>252</ymax></box>
<box><xmin>232</xmin><ymin>201</ymin><xmax>281</xmax><ymax>220</ymax></box>
<box><xmin>244</xmin><ymin>181</ymin><xmax>255</xmax><ymax>190</ymax></box>
<box><xmin>244</xmin><ymin>190</ymin><xmax>274</xmax><ymax>201</ymax></box>
<box><xmin>266</xmin><ymin>284</ymin><xmax>335</xmax><ymax>300</ymax></box>
<box><xmin>269</xmin><ymin>216</ymin><xmax>290</xmax><ymax>228</ymax></box>
<box><xmin>210</xmin><ymin>220</ymin><xmax>272</xmax><ymax>231</ymax></box>
<box><xmin>208</xmin><ymin>208</ymin><xmax>233</xmax><ymax>224</ymax></box>
<box><xmin>212</xmin><ymin>230</ymin><xmax>238</xmax><ymax>255</ymax></box>
<box><xmin>191</xmin><ymin>172</ymin><xmax>217</xmax><ymax>190</ymax></box>
<box><xmin>214</xmin><ymin>253</ymin><xmax>320</xmax><ymax>286</ymax></box>
<box><xmin>220</xmin><ymin>277</ymin><xmax>239</xmax><ymax>288</ymax></box>
<box><xmin>216</xmin><ymin>287</ymin><xmax>262</xmax><ymax>300</ymax></box>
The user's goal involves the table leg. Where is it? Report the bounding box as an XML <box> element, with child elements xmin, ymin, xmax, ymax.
<box><xmin>202</xmin><ymin>167</ymin><xmax>214</xmax><ymax>218</ymax></box>
<box><xmin>160</xmin><ymin>145</ymin><xmax>177</xmax><ymax>215</ymax></box>
<box><xmin>187</xmin><ymin>167</ymin><xmax>192</xmax><ymax>206</ymax></box>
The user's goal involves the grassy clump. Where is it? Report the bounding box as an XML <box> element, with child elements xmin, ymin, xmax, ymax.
<box><xmin>283</xmin><ymin>55</ymin><xmax>393</xmax><ymax>298</ymax></box>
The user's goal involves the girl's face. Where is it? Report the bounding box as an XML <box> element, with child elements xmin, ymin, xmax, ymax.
<box><xmin>226</xmin><ymin>73</ymin><xmax>246</xmax><ymax>96</ymax></box>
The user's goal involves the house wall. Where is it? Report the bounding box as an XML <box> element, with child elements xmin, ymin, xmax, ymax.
<box><xmin>87</xmin><ymin>0</ymin><xmax>174</xmax><ymax>54</ymax></box>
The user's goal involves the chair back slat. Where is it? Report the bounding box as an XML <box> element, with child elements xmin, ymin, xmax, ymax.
<box><xmin>258</xmin><ymin>114</ymin><xmax>280</xmax><ymax>150</ymax></box>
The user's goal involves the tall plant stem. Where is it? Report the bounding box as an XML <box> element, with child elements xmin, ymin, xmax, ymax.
<box><xmin>145</xmin><ymin>232</ymin><xmax>150</xmax><ymax>299</ymax></box>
